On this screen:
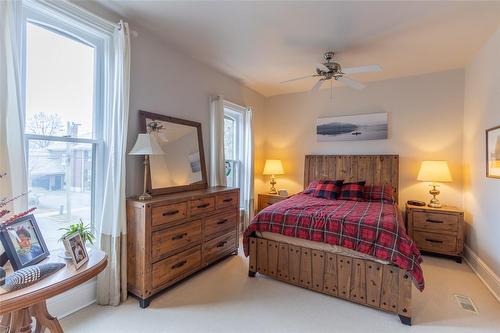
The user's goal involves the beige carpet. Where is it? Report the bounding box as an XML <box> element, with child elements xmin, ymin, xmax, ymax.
<box><xmin>62</xmin><ymin>246</ymin><xmax>500</xmax><ymax>333</ymax></box>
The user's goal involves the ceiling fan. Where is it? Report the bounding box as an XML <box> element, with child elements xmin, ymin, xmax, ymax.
<box><xmin>281</xmin><ymin>51</ymin><xmax>382</xmax><ymax>94</ymax></box>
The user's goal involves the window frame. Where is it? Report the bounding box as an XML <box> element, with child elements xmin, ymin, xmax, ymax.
<box><xmin>20</xmin><ymin>1</ymin><xmax>113</xmax><ymax>234</ymax></box>
<box><xmin>223</xmin><ymin>113</ymin><xmax>239</xmax><ymax>188</ymax></box>
<box><xmin>223</xmin><ymin>101</ymin><xmax>246</xmax><ymax>207</ymax></box>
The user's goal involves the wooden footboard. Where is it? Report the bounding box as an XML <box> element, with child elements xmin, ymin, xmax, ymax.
<box><xmin>248</xmin><ymin>237</ymin><xmax>412</xmax><ymax>325</ymax></box>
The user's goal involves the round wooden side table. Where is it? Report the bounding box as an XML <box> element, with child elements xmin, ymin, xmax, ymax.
<box><xmin>0</xmin><ymin>249</ymin><xmax>107</xmax><ymax>333</ymax></box>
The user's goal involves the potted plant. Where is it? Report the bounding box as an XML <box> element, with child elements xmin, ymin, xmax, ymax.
<box><xmin>59</xmin><ymin>220</ymin><xmax>95</xmax><ymax>253</ymax></box>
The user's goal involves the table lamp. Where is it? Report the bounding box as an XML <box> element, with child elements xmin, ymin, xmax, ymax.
<box><xmin>129</xmin><ymin>133</ymin><xmax>165</xmax><ymax>200</ymax></box>
<box><xmin>417</xmin><ymin>160</ymin><xmax>452</xmax><ymax>208</ymax></box>
<box><xmin>263</xmin><ymin>159</ymin><xmax>284</xmax><ymax>194</ymax></box>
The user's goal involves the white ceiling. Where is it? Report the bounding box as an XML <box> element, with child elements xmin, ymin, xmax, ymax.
<box><xmin>97</xmin><ymin>1</ymin><xmax>500</xmax><ymax>97</ymax></box>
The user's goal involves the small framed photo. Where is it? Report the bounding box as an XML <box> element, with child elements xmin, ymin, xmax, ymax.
<box><xmin>63</xmin><ymin>232</ymin><xmax>88</xmax><ymax>269</ymax></box>
<box><xmin>0</xmin><ymin>214</ymin><xmax>49</xmax><ymax>271</ymax></box>
<box><xmin>486</xmin><ymin>126</ymin><xmax>500</xmax><ymax>179</ymax></box>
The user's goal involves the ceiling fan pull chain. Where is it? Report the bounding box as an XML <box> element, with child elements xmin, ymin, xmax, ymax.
<box><xmin>330</xmin><ymin>79</ymin><xmax>333</xmax><ymax>101</ymax></box>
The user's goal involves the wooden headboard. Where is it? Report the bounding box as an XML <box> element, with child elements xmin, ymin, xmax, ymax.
<box><xmin>304</xmin><ymin>155</ymin><xmax>399</xmax><ymax>202</ymax></box>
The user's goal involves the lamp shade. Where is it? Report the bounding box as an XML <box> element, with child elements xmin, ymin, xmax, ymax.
<box><xmin>129</xmin><ymin>133</ymin><xmax>165</xmax><ymax>155</ymax></box>
<box><xmin>417</xmin><ymin>160</ymin><xmax>452</xmax><ymax>182</ymax></box>
<box><xmin>263</xmin><ymin>159</ymin><xmax>284</xmax><ymax>175</ymax></box>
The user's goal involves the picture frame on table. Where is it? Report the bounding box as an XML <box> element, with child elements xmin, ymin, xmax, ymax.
<box><xmin>0</xmin><ymin>214</ymin><xmax>49</xmax><ymax>271</ymax></box>
<box><xmin>63</xmin><ymin>232</ymin><xmax>89</xmax><ymax>269</ymax></box>
<box><xmin>486</xmin><ymin>125</ymin><xmax>500</xmax><ymax>179</ymax></box>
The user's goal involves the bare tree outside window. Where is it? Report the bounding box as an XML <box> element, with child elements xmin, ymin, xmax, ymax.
<box><xmin>27</xmin><ymin>112</ymin><xmax>63</xmax><ymax>147</ymax></box>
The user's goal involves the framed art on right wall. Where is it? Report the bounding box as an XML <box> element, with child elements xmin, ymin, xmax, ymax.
<box><xmin>486</xmin><ymin>125</ymin><xmax>500</xmax><ymax>179</ymax></box>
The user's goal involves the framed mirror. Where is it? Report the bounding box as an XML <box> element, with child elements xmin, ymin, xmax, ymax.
<box><xmin>139</xmin><ymin>110</ymin><xmax>208</xmax><ymax>195</ymax></box>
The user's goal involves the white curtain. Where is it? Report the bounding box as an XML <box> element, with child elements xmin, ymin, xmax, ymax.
<box><xmin>241</xmin><ymin>107</ymin><xmax>254</xmax><ymax>229</ymax></box>
<box><xmin>0</xmin><ymin>0</ymin><xmax>28</xmax><ymax>215</ymax></box>
<box><xmin>97</xmin><ymin>20</ymin><xmax>131</xmax><ymax>306</ymax></box>
<box><xmin>210</xmin><ymin>96</ymin><xmax>227</xmax><ymax>186</ymax></box>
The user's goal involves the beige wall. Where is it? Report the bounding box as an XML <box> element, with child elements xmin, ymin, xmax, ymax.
<box><xmin>463</xmin><ymin>28</ymin><xmax>500</xmax><ymax>276</ymax></box>
<box><xmin>259</xmin><ymin>70</ymin><xmax>465</xmax><ymax>208</ymax></box>
<box><xmin>71</xmin><ymin>1</ymin><xmax>266</xmax><ymax>197</ymax></box>
<box><xmin>125</xmin><ymin>25</ymin><xmax>266</xmax><ymax>197</ymax></box>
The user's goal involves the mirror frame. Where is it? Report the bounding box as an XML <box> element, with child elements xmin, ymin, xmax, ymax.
<box><xmin>139</xmin><ymin>110</ymin><xmax>208</xmax><ymax>195</ymax></box>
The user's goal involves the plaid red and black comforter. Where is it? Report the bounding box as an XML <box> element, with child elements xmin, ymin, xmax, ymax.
<box><xmin>243</xmin><ymin>193</ymin><xmax>424</xmax><ymax>291</ymax></box>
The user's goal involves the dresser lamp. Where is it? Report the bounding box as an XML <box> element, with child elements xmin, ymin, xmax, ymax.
<box><xmin>263</xmin><ymin>159</ymin><xmax>284</xmax><ymax>194</ymax></box>
<box><xmin>417</xmin><ymin>160</ymin><xmax>452</xmax><ymax>208</ymax></box>
<box><xmin>129</xmin><ymin>133</ymin><xmax>165</xmax><ymax>200</ymax></box>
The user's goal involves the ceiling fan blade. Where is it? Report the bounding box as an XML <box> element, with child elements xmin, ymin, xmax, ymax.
<box><xmin>316</xmin><ymin>63</ymin><xmax>330</xmax><ymax>72</ymax></box>
<box><xmin>337</xmin><ymin>76</ymin><xmax>366</xmax><ymax>90</ymax></box>
<box><xmin>280</xmin><ymin>74</ymin><xmax>317</xmax><ymax>84</ymax></box>
<box><xmin>311</xmin><ymin>79</ymin><xmax>325</xmax><ymax>92</ymax></box>
<box><xmin>342</xmin><ymin>64</ymin><xmax>382</xmax><ymax>74</ymax></box>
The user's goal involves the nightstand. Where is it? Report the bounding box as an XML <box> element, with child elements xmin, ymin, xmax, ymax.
<box><xmin>257</xmin><ymin>193</ymin><xmax>290</xmax><ymax>213</ymax></box>
<box><xmin>406</xmin><ymin>204</ymin><xmax>464</xmax><ymax>263</ymax></box>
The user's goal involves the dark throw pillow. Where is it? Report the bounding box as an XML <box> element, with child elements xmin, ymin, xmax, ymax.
<box><xmin>363</xmin><ymin>184</ymin><xmax>396</xmax><ymax>204</ymax></box>
<box><xmin>313</xmin><ymin>179</ymin><xmax>344</xmax><ymax>200</ymax></box>
<box><xmin>339</xmin><ymin>181</ymin><xmax>366</xmax><ymax>201</ymax></box>
<box><xmin>303</xmin><ymin>180</ymin><xmax>319</xmax><ymax>194</ymax></box>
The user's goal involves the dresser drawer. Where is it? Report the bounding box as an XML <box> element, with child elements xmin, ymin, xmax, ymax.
<box><xmin>189</xmin><ymin>196</ymin><xmax>215</xmax><ymax>216</ymax></box>
<box><xmin>151</xmin><ymin>219</ymin><xmax>202</xmax><ymax>259</ymax></box>
<box><xmin>414</xmin><ymin>231</ymin><xmax>457</xmax><ymax>254</ymax></box>
<box><xmin>205</xmin><ymin>211</ymin><xmax>238</xmax><ymax>238</ymax></box>
<box><xmin>413</xmin><ymin>211</ymin><xmax>458</xmax><ymax>233</ymax></box>
<box><xmin>258</xmin><ymin>195</ymin><xmax>285</xmax><ymax>211</ymax></box>
<box><xmin>216</xmin><ymin>192</ymin><xmax>238</xmax><ymax>210</ymax></box>
<box><xmin>152</xmin><ymin>245</ymin><xmax>201</xmax><ymax>289</ymax></box>
<box><xmin>203</xmin><ymin>231</ymin><xmax>237</xmax><ymax>264</ymax></box>
<box><xmin>152</xmin><ymin>202</ymin><xmax>188</xmax><ymax>227</ymax></box>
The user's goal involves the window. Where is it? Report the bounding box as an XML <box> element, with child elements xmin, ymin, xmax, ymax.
<box><xmin>223</xmin><ymin>102</ymin><xmax>245</xmax><ymax>207</ymax></box>
<box><xmin>224</xmin><ymin>113</ymin><xmax>238</xmax><ymax>188</ymax></box>
<box><xmin>22</xmin><ymin>7</ymin><xmax>107</xmax><ymax>250</ymax></box>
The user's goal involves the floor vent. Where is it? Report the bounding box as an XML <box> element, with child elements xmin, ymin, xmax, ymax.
<box><xmin>455</xmin><ymin>294</ymin><xmax>478</xmax><ymax>313</ymax></box>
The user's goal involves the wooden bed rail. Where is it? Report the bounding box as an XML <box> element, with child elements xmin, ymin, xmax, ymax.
<box><xmin>248</xmin><ymin>236</ymin><xmax>412</xmax><ymax>325</ymax></box>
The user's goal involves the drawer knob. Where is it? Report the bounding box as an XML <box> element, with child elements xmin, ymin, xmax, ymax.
<box><xmin>425</xmin><ymin>238</ymin><xmax>443</xmax><ymax>244</ymax></box>
<box><xmin>171</xmin><ymin>232</ymin><xmax>188</xmax><ymax>240</ymax></box>
<box><xmin>216</xmin><ymin>241</ymin><xmax>228</xmax><ymax>248</ymax></box>
<box><xmin>171</xmin><ymin>260</ymin><xmax>187</xmax><ymax>269</ymax></box>
<box><xmin>266</xmin><ymin>202</ymin><xmax>274</xmax><ymax>205</ymax></box>
<box><xmin>216</xmin><ymin>219</ymin><xmax>228</xmax><ymax>225</ymax></box>
<box><xmin>222</xmin><ymin>198</ymin><xmax>233</xmax><ymax>203</ymax></box>
<box><xmin>426</xmin><ymin>219</ymin><xmax>443</xmax><ymax>224</ymax></box>
<box><xmin>163</xmin><ymin>210</ymin><xmax>180</xmax><ymax>216</ymax></box>
<box><xmin>196</xmin><ymin>203</ymin><xmax>210</xmax><ymax>209</ymax></box>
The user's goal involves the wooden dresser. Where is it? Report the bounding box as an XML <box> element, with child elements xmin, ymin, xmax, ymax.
<box><xmin>406</xmin><ymin>204</ymin><xmax>464</xmax><ymax>263</ymax></box>
<box><xmin>127</xmin><ymin>187</ymin><xmax>239</xmax><ymax>308</ymax></box>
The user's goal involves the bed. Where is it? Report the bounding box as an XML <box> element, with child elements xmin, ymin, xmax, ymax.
<box><xmin>243</xmin><ymin>155</ymin><xmax>423</xmax><ymax>326</ymax></box>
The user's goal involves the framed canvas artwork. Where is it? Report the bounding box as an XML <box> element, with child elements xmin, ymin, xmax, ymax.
<box><xmin>317</xmin><ymin>112</ymin><xmax>388</xmax><ymax>142</ymax></box>
<box><xmin>486</xmin><ymin>125</ymin><xmax>500</xmax><ymax>179</ymax></box>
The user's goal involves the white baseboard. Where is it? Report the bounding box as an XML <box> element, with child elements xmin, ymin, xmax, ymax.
<box><xmin>464</xmin><ymin>245</ymin><xmax>500</xmax><ymax>303</ymax></box>
<box><xmin>46</xmin><ymin>278</ymin><xmax>97</xmax><ymax>319</ymax></box>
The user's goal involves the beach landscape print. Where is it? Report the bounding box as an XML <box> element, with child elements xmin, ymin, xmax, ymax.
<box><xmin>317</xmin><ymin>112</ymin><xmax>388</xmax><ymax>142</ymax></box>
